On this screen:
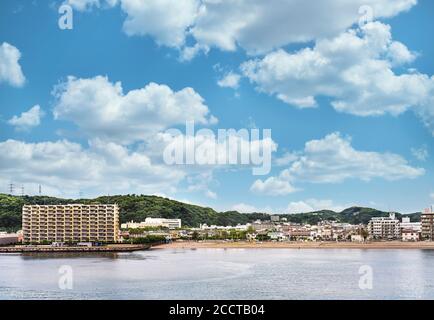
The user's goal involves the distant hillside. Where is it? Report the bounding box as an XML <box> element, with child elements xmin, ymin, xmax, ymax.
<box><xmin>0</xmin><ymin>194</ymin><xmax>421</xmax><ymax>232</ymax></box>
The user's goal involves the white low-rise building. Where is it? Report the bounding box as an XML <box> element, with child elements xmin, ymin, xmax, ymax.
<box><xmin>400</xmin><ymin>217</ymin><xmax>421</xmax><ymax>232</ymax></box>
<box><xmin>401</xmin><ymin>229</ymin><xmax>420</xmax><ymax>242</ymax></box>
<box><xmin>367</xmin><ymin>213</ymin><xmax>400</xmax><ymax>240</ymax></box>
<box><xmin>351</xmin><ymin>235</ymin><xmax>364</xmax><ymax>242</ymax></box>
<box><xmin>199</xmin><ymin>224</ymin><xmax>250</xmax><ymax>231</ymax></box>
<box><xmin>122</xmin><ymin>218</ymin><xmax>181</xmax><ymax>230</ymax></box>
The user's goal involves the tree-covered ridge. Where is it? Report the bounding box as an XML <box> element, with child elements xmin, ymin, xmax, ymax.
<box><xmin>0</xmin><ymin>194</ymin><xmax>421</xmax><ymax>232</ymax></box>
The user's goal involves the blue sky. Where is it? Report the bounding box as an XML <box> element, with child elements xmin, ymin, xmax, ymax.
<box><xmin>0</xmin><ymin>0</ymin><xmax>433</xmax><ymax>213</ymax></box>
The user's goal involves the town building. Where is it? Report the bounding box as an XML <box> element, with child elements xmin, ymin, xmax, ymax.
<box><xmin>401</xmin><ymin>229</ymin><xmax>420</xmax><ymax>242</ymax></box>
<box><xmin>421</xmin><ymin>207</ymin><xmax>434</xmax><ymax>240</ymax></box>
<box><xmin>0</xmin><ymin>232</ymin><xmax>19</xmax><ymax>245</ymax></box>
<box><xmin>22</xmin><ymin>204</ymin><xmax>119</xmax><ymax>244</ymax></box>
<box><xmin>199</xmin><ymin>223</ymin><xmax>250</xmax><ymax>231</ymax></box>
<box><xmin>270</xmin><ymin>215</ymin><xmax>280</xmax><ymax>222</ymax></box>
<box><xmin>351</xmin><ymin>234</ymin><xmax>364</xmax><ymax>242</ymax></box>
<box><xmin>400</xmin><ymin>217</ymin><xmax>421</xmax><ymax>232</ymax></box>
<box><xmin>121</xmin><ymin>217</ymin><xmax>181</xmax><ymax>230</ymax></box>
<box><xmin>367</xmin><ymin>213</ymin><xmax>400</xmax><ymax>240</ymax></box>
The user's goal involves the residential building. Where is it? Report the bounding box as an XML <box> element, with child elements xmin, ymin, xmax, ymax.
<box><xmin>270</xmin><ymin>215</ymin><xmax>280</xmax><ymax>222</ymax></box>
<box><xmin>400</xmin><ymin>217</ymin><xmax>421</xmax><ymax>232</ymax></box>
<box><xmin>252</xmin><ymin>222</ymin><xmax>275</xmax><ymax>232</ymax></box>
<box><xmin>367</xmin><ymin>213</ymin><xmax>400</xmax><ymax>240</ymax></box>
<box><xmin>199</xmin><ymin>223</ymin><xmax>250</xmax><ymax>231</ymax></box>
<box><xmin>0</xmin><ymin>232</ymin><xmax>19</xmax><ymax>245</ymax></box>
<box><xmin>22</xmin><ymin>204</ymin><xmax>119</xmax><ymax>244</ymax></box>
<box><xmin>121</xmin><ymin>217</ymin><xmax>181</xmax><ymax>230</ymax></box>
<box><xmin>421</xmin><ymin>207</ymin><xmax>434</xmax><ymax>240</ymax></box>
<box><xmin>401</xmin><ymin>229</ymin><xmax>419</xmax><ymax>242</ymax></box>
<box><xmin>351</xmin><ymin>234</ymin><xmax>364</xmax><ymax>242</ymax></box>
<box><xmin>267</xmin><ymin>231</ymin><xmax>285</xmax><ymax>241</ymax></box>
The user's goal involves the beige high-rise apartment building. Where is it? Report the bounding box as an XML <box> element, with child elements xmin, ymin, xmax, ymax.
<box><xmin>22</xmin><ymin>204</ymin><xmax>119</xmax><ymax>244</ymax></box>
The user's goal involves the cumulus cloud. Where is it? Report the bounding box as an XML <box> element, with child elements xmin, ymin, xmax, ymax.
<box><xmin>289</xmin><ymin>132</ymin><xmax>424</xmax><ymax>183</ymax></box>
<box><xmin>90</xmin><ymin>0</ymin><xmax>414</xmax><ymax>58</ymax></box>
<box><xmin>217</xmin><ymin>71</ymin><xmax>241</xmax><ymax>89</ymax></box>
<box><xmin>411</xmin><ymin>145</ymin><xmax>429</xmax><ymax>161</ymax></box>
<box><xmin>191</xmin><ymin>0</ymin><xmax>415</xmax><ymax>54</ymax></box>
<box><xmin>52</xmin><ymin>76</ymin><xmax>216</xmax><ymax>144</ymax></box>
<box><xmin>66</xmin><ymin>0</ymin><xmax>118</xmax><ymax>11</ymax></box>
<box><xmin>241</xmin><ymin>21</ymin><xmax>434</xmax><ymax>134</ymax></box>
<box><xmin>242</xmin><ymin>22</ymin><xmax>425</xmax><ymax>111</ymax></box>
<box><xmin>251</xmin><ymin>132</ymin><xmax>424</xmax><ymax>196</ymax></box>
<box><xmin>0</xmin><ymin>139</ymin><xmax>184</xmax><ymax>198</ymax></box>
<box><xmin>121</xmin><ymin>0</ymin><xmax>200</xmax><ymax>47</ymax></box>
<box><xmin>231</xmin><ymin>203</ymin><xmax>274</xmax><ymax>214</ymax></box>
<box><xmin>286</xmin><ymin>199</ymin><xmax>349</xmax><ymax>214</ymax></box>
<box><xmin>251</xmin><ymin>169</ymin><xmax>297</xmax><ymax>196</ymax></box>
<box><xmin>8</xmin><ymin>105</ymin><xmax>43</xmax><ymax>131</ymax></box>
<box><xmin>274</xmin><ymin>152</ymin><xmax>298</xmax><ymax>166</ymax></box>
<box><xmin>0</xmin><ymin>42</ymin><xmax>25</xmax><ymax>87</ymax></box>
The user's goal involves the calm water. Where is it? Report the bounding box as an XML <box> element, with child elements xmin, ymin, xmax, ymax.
<box><xmin>1</xmin><ymin>248</ymin><xmax>434</xmax><ymax>299</ymax></box>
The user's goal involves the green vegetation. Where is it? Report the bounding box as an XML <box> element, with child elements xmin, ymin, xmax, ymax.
<box><xmin>130</xmin><ymin>235</ymin><xmax>167</xmax><ymax>244</ymax></box>
<box><xmin>279</xmin><ymin>207</ymin><xmax>420</xmax><ymax>225</ymax></box>
<box><xmin>0</xmin><ymin>193</ymin><xmax>421</xmax><ymax>232</ymax></box>
<box><xmin>128</xmin><ymin>226</ymin><xmax>168</xmax><ymax>234</ymax></box>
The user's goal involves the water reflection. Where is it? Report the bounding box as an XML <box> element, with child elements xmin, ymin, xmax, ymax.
<box><xmin>0</xmin><ymin>249</ymin><xmax>433</xmax><ymax>300</ymax></box>
<box><xmin>20</xmin><ymin>252</ymin><xmax>120</xmax><ymax>260</ymax></box>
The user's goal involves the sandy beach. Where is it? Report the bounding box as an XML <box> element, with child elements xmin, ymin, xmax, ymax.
<box><xmin>154</xmin><ymin>240</ymin><xmax>434</xmax><ymax>250</ymax></box>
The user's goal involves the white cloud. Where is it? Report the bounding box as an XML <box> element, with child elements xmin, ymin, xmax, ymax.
<box><xmin>251</xmin><ymin>169</ymin><xmax>297</xmax><ymax>196</ymax></box>
<box><xmin>251</xmin><ymin>132</ymin><xmax>424</xmax><ymax>196</ymax></box>
<box><xmin>274</xmin><ymin>152</ymin><xmax>298</xmax><ymax>166</ymax></box>
<box><xmin>232</xmin><ymin>199</ymin><xmax>351</xmax><ymax>214</ymax></box>
<box><xmin>191</xmin><ymin>0</ymin><xmax>415</xmax><ymax>54</ymax></box>
<box><xmin>286</xmin><ymin>199</ymin><xmax>349</xmax><ymax>213</ymax></box>
<box><xmin>52</xmin><ymin>76</ymin><xmax>216</xmax><ymax>144</ymax></box>
<box><xmin>100</xmin><ymin>0</ymin><xmax>415</xmax><ymax>58</ymax></box>
<box><xmin>290</xmin><ymin>132</ymin><xmax>424</xmax><ymax>183</ymax></box>
<box><xmin>120</xmin><ymin>0</ymin><xmax>200</xmax><ymax>47</ymax></box>
<box><xmin>242</xmin><ymin>22</ymin><xmax>427</xmax><ymax>112</ymax></box>
<box><xmin>0</xmin><ymin>42</ymin><xmax>25</xmax><ymax>87</ymax></box>
<box><xmin>0</xmin><ymin>139</ymin><xmax>184</xmax><ymax>198</ymax></box>
<box><xmin>430</xmin><ymin>193</ymin><xmax>434</xmax><ymax>200</ymax></box>
<box><xmin>205</xmin><ymin>190</ymin><xmax>217</xmax><ymax>199</ymax></box>
<box><xmin>231</xmin><ymin>203</ymin><xmax>274</xmax><ymax>214</ymax></box>
<box><xmin>66</xmin><ymin>0</ymin><xmax>118</xmax><ymax>11</ymax></box>
<box><xmin>241</xmin><ymin>21</ymin><xmax>434</xmax><ymax>134</ymax></box>
<box><xmin>8</xmin><ymin>105</ymin><xmax>43</xmax><ymax>131</ymax></box>
<box><xmin>217</xmin><ymin>71</ymin><xmax>241</xmax><ymax>89</ymax></box>
<box><xmin>411</xmin><ymin>145</ymin><xmax>429</xmax><ymax>161</ymax></box>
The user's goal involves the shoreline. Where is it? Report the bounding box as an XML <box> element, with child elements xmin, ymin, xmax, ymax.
<box><xmin>153</xmin><ymin>240</ymin><xmax>434</xmax><ymax>250</ymax></box>
<box><xmin>0</xmin><ymin>244</ymin><xmax>150</xmax><ymax>253</ymax></box>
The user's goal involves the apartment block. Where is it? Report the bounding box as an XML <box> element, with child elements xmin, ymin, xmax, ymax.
<box><xmin>421</xmin><ymin>207</ymin><xmax>434</xmax><ymax>240</ymax></box>
<box><xmin>22</xmin><ymin>204</ymin><xmax>119</xmax><ymax>244</ymax></box>
<box><xmin>367</xmin><ymin>213</ymin><xmax>400</xmax><ymax>240</ymax></box>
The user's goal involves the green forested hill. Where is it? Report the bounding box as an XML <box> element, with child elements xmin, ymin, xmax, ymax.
<box><xmin>0</xmin><ymin>193</ymin><xmax>420</xmax><ymax>232</ymax></box>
